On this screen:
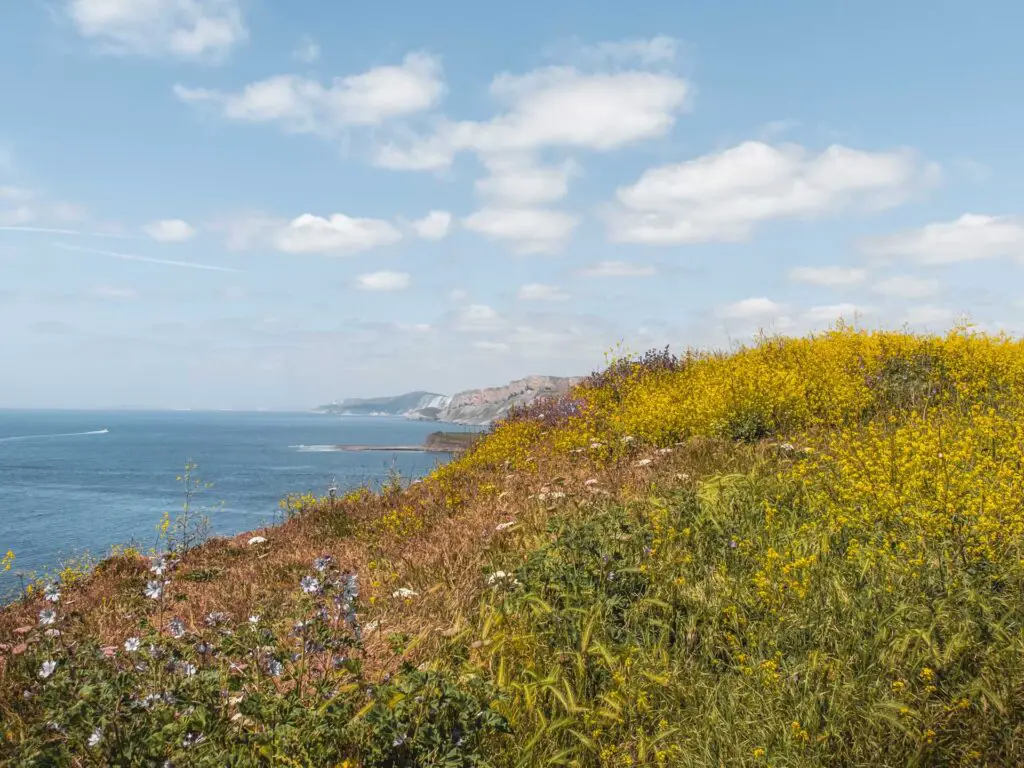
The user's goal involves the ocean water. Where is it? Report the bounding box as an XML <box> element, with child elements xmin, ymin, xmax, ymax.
<box><xmin>0</xmin><ymin>410</ymin><xmax>462</xmax><ymax>595</ymax></box>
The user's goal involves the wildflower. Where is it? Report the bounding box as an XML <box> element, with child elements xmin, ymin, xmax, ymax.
<box><xmin>150</xmin><ymin>557</ymin><xmax>168</xmax><ymax>576</ymax></box>
<box><xmin>753</xmin><ymin>747</ymin><xmax>766</xmax><ymax>758</ymax></box>
<box><xmin>88</xmin><ymin>728</ymin><xmax>102</xmax><ymax>747</ymax></box>
<box><xmin>248</xmin><ymin>615</ymin><xmax>260</xmax><ymax>625</ymax></box>
<box><xmin>300</xmin><ymin>575</ymin><xmax>321</xmax><ymax>595</ymax></box>
<box><xmin>392</xmin><ymin>587</ymin><xmax>418</xmax><ymax>599</ymax></box>
<box><xmin>267</xmin><ymin>659</ymin><xmax>284</xmax><ymax>677</ymax></box>
<box><xmin>205</xmin><ymin>611</ymin><xmax>228</xmax><ymax>627</ymax></box>
<box><xmin>313</xmin><ymin>555</ymin><xmax>333</xmax><ymax>572</ymax></box>
<box><xmin>39</xmin><ymin>660</ymin><xmax>57</xmax><ymax>679</ymax></box>
<box><xmin>729</xmin><ymin>540</ymin><xmax>738</xmax><ymax>549</ymax></box>
<box><xmin>168</xmin><ymin>618</ymin><xmax>186</xmax><ymax>639</ymax></box>
<box><xmin>247</xmin><ymin>536</ymin><xmax>267</xmax><ymax>546</ymax></box>
<box><xmin>38</xmin><ymin>608</ymin><xmax>56</xmax><ymax>626</ymax></box>
<box><xmin>178</xmin><ymin>662</ymin><xmax>197</xmax><ymax>677</ymax></box>
<box><xmin>495</xmin><ymin>521</ymin><xmax>517</xmax><ymax>531</ymax></box>
<box><xmin>144</xmin><ymin>580</ymin><xmax>164</xmax><ymax>600</ymax></box>
<box><xmin>140</xmin><ymin>693</ymin><xmax>162</xmax><ymax>709</ymax></box>
<box><xmin>196</xmin><ymin>641</ymin><xmax>212</xmax><ymax>654</ymax></box>
<box><xmin>343</xmin><ymin>573</ymin><xmax>359</xmax><ymax>600</ymax></box>
<box><xmin>182</xmin><ymin>732</ymin><xmax>205</xmax><ymax>748</ymax></box>
<box><xmin>124</xmin><ymin>637</ymin><xmax>141</xmax><ymax>653</ymax></box>
<box><xmin>44</xmin><ymin>584</ymin><xmax>61</xmax><ymax>603</ymax></box>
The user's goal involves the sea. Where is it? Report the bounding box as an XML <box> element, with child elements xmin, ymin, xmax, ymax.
<box><xmin>0</xmin><ymin>410</ymin><xmax>465</xmax><ymax>598</ymax></box>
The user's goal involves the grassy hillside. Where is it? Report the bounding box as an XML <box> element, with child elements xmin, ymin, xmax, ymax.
<box><xmin>4</xmin><ymin>325</ymin><xmax>1024</xmax><ymax>765</ymax></box>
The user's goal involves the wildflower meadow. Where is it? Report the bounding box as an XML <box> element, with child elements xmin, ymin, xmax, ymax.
<box><xmin>4</xmin><ymin>325</ymin><xmax>1024</xmax><ymax>765</ymax></box>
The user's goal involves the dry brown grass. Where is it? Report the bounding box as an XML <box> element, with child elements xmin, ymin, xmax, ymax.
<box><xmin>0</xmin><ymin>435</ymin><xmax>756</xmax><ymax>691</ymax></box>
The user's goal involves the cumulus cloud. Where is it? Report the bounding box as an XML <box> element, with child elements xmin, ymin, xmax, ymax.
<box><xmin>608</xmin><ymin>141</ymin><xmax>935</xmax><ymax>244</ymax></box>
<box><xmin>871</xmin><ymin>274</ymin><xmax>940</xmax><ymax>299</ymax></box>
<box><xmin>788</xmin><ymin>266</ymin><xmax>867</xmax><ymax>287</ymax></box>
<box><xmin>376</xmin><ymin>65</ymin><xmax>689</xmax><ymax>170</ymax></box>
<box><xmin>455</xmin><ymin>304</ymin><xmax>503</xmax><ymax>332</ymax></box>
<box><xmin>66</xmin><ymin>0</ymin><xmax>247</xmax><ymax>60</ymax></box>
<box><xmin>577</xmin><ymin>260</ymin><xmax>656</xmax><ymax>277</ymax></box>
<box><xmin>273</xmin><ymin>213</ymin><xmax>402</xmax><ymax>254</ymax></box>
<box><xmin>475</xmin><ymin>155</ymin><xmax>575</xmax><ymax>205</ymax></box>
<box><xmin>715</xmin><ymin>297</ymin><xmax>789</xmax><ymax>321</ymax></box>
<box><xmin>518</xmin><ymin>283</ymin><xmax>569</xmax><ymax>301</ymax></box>
<box><xmin>174</xmin><ymin>52</ymin><xmax>443</xmax><ymax>133</ymax></box>
<box><xmin>862</xmin><ymin>214</ymin><xmax>1024</xmax><ymax>265</ymax></box>
<box><xmin>411</xmin><ymin>210</ymin><xmax>452</xmax><ymax>240</ymax></box>
<box><xmin>144</xmin><ymin>218</ymin><xmax>196</xmax><ymax>242</ymax></box>
<box><xmin>355</xmin><ymin>271</ymin><xmax>410</xmax><ymax>291</ymax></box>
<box><xmin>462</xmin><ymin>207</ymin><xmax>577</xmax><ymax>253</ymax></box>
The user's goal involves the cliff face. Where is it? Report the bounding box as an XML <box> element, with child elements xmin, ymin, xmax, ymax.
<box><xmin>432</xmin><ymin>375</ymin><xmax>584</xmax><ymax>425</ymax></box>
<box><xmin>317</xmin><ymin>376</ymin><xmax>583</xmax><ymax>425</ymax></box>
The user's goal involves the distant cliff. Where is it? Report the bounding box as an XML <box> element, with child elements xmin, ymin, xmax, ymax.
<box><xmin>316</xmin><ymin>375</ymin><xmax>583</xmax><ymax>425</ymax></box>
<box><xmin>315</xmin><ymin>391</ymin><xmax>450</xmax><ymax>417</ymax></box>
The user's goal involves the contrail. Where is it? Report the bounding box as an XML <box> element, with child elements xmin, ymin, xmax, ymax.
<box><xmin>53</xmin><ymin>242</ymin><xmax>241</xmax><ymax>273</ymax></box>
<box><xmin>0</xmin><ymin>225</ymin><xmax>130</xmax><ymax>238</ymax></box>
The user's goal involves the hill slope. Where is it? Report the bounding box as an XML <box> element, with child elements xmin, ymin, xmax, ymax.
<box><xmin>4</xmin><ymin>327</ymin><xmax>1024</xmax><ymax>765</ymax></box>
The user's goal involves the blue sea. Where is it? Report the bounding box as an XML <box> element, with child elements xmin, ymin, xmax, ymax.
<box><xmin>0</xmin><ymin>410</ymin><xmax>461</xmax><ymax>596</ymax></box>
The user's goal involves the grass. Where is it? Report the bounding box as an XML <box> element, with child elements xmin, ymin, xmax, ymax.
<box><xmin>3</xmin><ymin>324</ymin><xmax>1024</xmax><ymax>765</ymax></box>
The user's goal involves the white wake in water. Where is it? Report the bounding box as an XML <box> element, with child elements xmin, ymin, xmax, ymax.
<box><xmin>0</xmin><ymin>428</ymin><xmax>109</xmax><ymax>443</ymax></box>
<box><xmin>289</xmin><ymin>444</ymin><xmax>341</xmax><ymax>453</ymax></box>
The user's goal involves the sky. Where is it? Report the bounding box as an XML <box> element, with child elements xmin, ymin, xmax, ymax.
<box><xmin>1</xmin><ymin>1</ymin><xmax>1023</xmax><ymax>409</ymax></box>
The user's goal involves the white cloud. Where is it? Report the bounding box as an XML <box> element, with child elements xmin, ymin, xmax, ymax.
<box><xmin>412</xmin><ymin>210</ymin><xmax>452</xmax><ymax>240</ymax></box>
<box><xmin>67</xmin><ymin>0</ymin><xmax>247</xmax><ymax>60</ymax></box>
<box><xmin>455</xmin><ymin>304</ymin><xmax>503</xmax><ymax>332</ymax></box>
<box><xmin>802</xmin><ymin>303</ymin><xmax>871</xmax><ymax>323</ymax></box>
<box><xmin>355</xmin><ymin>271</ymin><xmax>410</xmax><ymax>291</ymax></box>
<box><xmin>863</xmin><ymin>214</ymin><xmax>1024</xmax><ymax>265</ymax></box>
<box><xmin>609</xmin><ymin>141</ymin><xmax>933</xmax><ymax>244</ymax></box>
<box><xmin>903</xmin><ymin>305</ymin><xmax>958</xmax><ymax>326</ymax></box>
<box><xmin>475</xmin><ymin>155</ymin><xmax>575</xmax><ymax>205</ymax></box>
<box><xmin>0</xmin><ymin>206</ymin><xmax>34</xmax><ymax>226</ymax></box>
<box><xmin>144</xmin><ymin>218</ymin><xmax>196</xmax><ymax>242</ymax></box>
<box><xmin>462</xmin><ymin>207</ymin><xmax>577</xmax><ymax>253</ymax></box>
<box><xmin>376</xmin><ymin>66</ymin><xmax>689</xmax><ymax>170</ymax></box>
<box><xmin>448</xmin><ymin>288</ymin><xmax>469</xmax><ymax>302</ymax></box>
<box><xmin>518</xmin><ymin>283</ymin><xmax>569</xmax><ymax>301</ymax></box>
<box><xmin>788</xmin><ymin>265</ymin><xmax>867</xmax><ymax>287</ymax></box>
<box><xmin>577</xmin><ymin>260</ymin><xmax>656</xmax><ymax>277</ymax></box>
<box><xmin>574</xmin><ymin>35</ymin><xmax>679</xmax><ymax>66</ymax></box>
<box><xmin>293</xmin><ymin>35</ymin><xmax>320</xmax><ymax>64</ymax></box>
<box><xmin>175</xmin><ymin>52</ymin><xmax>443</xmax><ymax>133</ymax></box>
<box><xmin>872</xmin><ymin>274</ymin><xmax>939</xmax><ymax>299</ymax></box>
<box><xmin>273</xmin><ymin>213</ymin><xmax>402</xmax><ymax>254</ymax></box>
<box><xmin>715</xmin><ymin>297</ymin><xmax>789</xmax><ymax>321</ymax></box>
<box><xmin>473</xmin><ymin>340</ymin><xmax>511</xmax><ymax>352</ymax></box>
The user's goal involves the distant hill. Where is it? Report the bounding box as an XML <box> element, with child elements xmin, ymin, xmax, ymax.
<box><xmin>315</xmin><ymin>375</ymin><xmax>583</xmax><ymax>425</ymax></box>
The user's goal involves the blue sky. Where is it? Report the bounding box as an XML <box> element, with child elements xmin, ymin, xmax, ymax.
<box><xmin>1</xmin><ymin>1</ymin><xmax>1023</xmax><ymax>409</ymax></box>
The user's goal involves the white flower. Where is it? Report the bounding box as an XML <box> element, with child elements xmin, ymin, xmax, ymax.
<box><xmin>124</xmin><ymin>637</ymin><xmax>141</xmax><ymax>653</ymax></box>
<box><xmin>313</xmin><ymin>556</ymin><xmax>333</xmax><ymax>572</ymax></box>
<box><xmin>150</xmin><ymin>557</ymin><xmax>168</xmax><ymax>576</ymax></box>
<box><xmin>589</xmin><ymin>441</ymin><xmax>604</xmax><ymax>449</ymax></box>
<box><xmin>248</xmin><ymin>615</ymin><xmax>260</xmax><ymax>625</ymax></box>
<box><xmin>38</xmin><ymin>608</ymin><xmax>56</xmax><ymax>626</ymax></box>
<box><xmin>179</xmin><ymin>662</ymin><xmax>197</xmax><ymax>677</ymax></box>
<box><xmin>300</xmin><ymin>576</ymin><xmax>321</xmax><ymax>595</ymax></box>
<box><xmin>392</xmin><ymin>587</ymin><xmax>418</xmax><ymax>599</ymax></box>
<box><xmin>38</xmin><ymin>660</ymin><xmax>57</xmax><ymax>679</ymax></box>
<box><xmin>634</xmin><ymin>458</ymin><xmax>653</xmax><ymax>467</ymax></box>
<box><xmin>248</xmin><ymin>536</ymin><xmax>267</xmax><ymax>546</ymax></box>
<box><xmin>168</xmin><ymin>618</ymin><xmax>186</xmax><ymax>639</ymax></box>
<box><xmin>44</xmin><ymin>584</ymin><xmax>61</xmax><ymax>603</ymax></box>
<box><xmin>88</xmin><ymin>728</ymin><xmax>102</xmax><ymax>747</ymax></box>
<box><xmin>487</xmin><ymin>570</ymin><xmax>509</xmax><ymax>584</ymax></box>
<box><xmin>144</xmin><ymin>580</ymin><xmax>164</xmax><ymax>600</ymax></box>
<box><xmin>267</xmin><ymin>659</ymin><xmax>284</xmax><ymax>677</ymax></box>
<box><xmin>494</xmin><ymin>521</ymin><xmax>517</xmax><ymax>532</ymax></box>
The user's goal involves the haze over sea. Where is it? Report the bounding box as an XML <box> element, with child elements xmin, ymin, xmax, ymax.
<box><xmin>0</xmin><ymin>410</ymin><xmax>456</xmax><ymax>596</ymax></box>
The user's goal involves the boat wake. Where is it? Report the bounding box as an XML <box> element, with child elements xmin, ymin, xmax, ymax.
<box><xmin>290</xmin><ymin>444</ymin><xmax>341</xmax><ymax>453</ymax></box>
<box><xmin>0</xmin><ymin>428</ymin><xmax>109</xmax><ymax>443</ymax></box>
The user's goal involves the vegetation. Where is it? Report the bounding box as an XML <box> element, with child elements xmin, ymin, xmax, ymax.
<box><xmin>4</xmin><ymin>324</ymin><xmax>1024</xmax><ymax>764</ymax></box>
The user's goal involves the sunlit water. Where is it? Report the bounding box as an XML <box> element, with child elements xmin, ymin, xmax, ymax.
<box><xmin>0</xmin><ymin>410</ymin><xmax>462</xmax><ymax>596</ymax></box>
